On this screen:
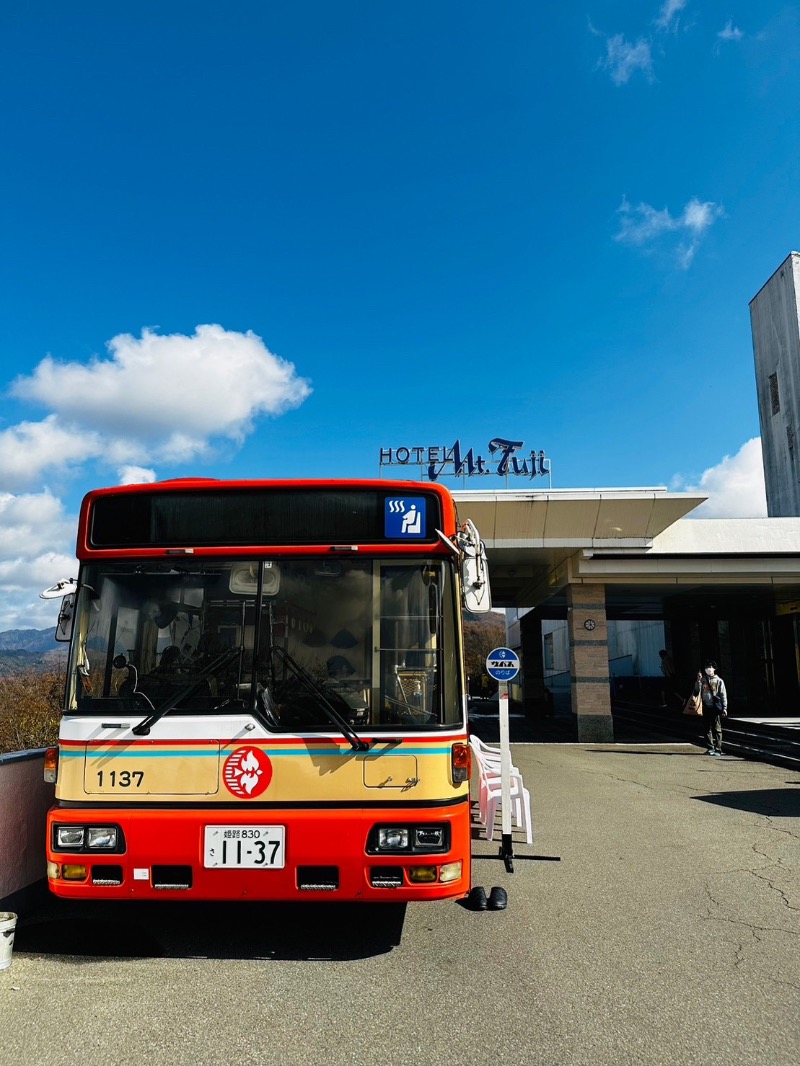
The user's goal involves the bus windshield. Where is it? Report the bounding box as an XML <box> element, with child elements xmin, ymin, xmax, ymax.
<box><xmin>67</xmin><ymin>557</ymin><xmax>462</xmax><ymax>730</ymax></box>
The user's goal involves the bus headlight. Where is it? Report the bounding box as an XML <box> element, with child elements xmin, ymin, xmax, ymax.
<box><xmin>414</xmin><ymin>827</ymin><xmax>444</xmax><ymax>848</ymax></box>
<box><xmin>439</xmin><ymin>861</ymin><xmax>462</xmax><ymax>883</ymax></box>
<box><xmin>369</xmin><ymin>824</ymin><xmax>449</xmax><ymax>854</ymax></box>
<box><xmin>378</xmin><ymin>828</ymin><xmax>409</xmax><ymax>850</ymax></box>
<box><xmin>53</xmin><ymin>823</ymin><xmax>124</xmax><ymax>852</ymax></box>
<box><xmin>87</xmin><ymin>827</ymin><xmax>118</xmax><ymax>849</ymax></box>
<box><xmin>57</xmin><ymin>826</ymin><xmax>85</xmax><ymax>848</ymax></box>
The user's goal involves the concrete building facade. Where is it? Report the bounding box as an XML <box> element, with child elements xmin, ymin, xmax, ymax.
<box><xmin>455</xmin><ymin>489</ymin><xmax>800</xmax><ymax>742</ymax></box>
<box><xmin>750</xmin><ymin>251</ymin><xmax>800</xmax><ymax>516</ymax></box>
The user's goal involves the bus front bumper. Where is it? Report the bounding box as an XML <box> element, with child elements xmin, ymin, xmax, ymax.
<box><xmin>46</xmin><ymin>802</ymin><xmax>472</xmax><ymax>902</ymax></box>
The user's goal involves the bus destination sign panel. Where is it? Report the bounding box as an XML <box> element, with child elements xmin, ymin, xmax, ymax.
<box><xmin>89</xmin><ymin>488</ymin><xmax>442</xmax><ymax>549</ymax></box>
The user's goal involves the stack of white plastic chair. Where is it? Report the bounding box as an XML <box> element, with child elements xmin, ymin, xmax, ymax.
<box><xmin>469</xmin><ymin>735</ymin><xmax>512</xmax><ymax>820</ymax></box>
<box><xmin>469</xmin><ymin>735</ymin><xmax>533</xmax><ymax>845</ymax></box>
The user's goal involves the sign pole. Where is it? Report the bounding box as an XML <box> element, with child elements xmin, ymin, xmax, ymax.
<box><xmin>485</xmin><ymin>646</ymin><xmax>520</xmax><ymax>874</ymax></box>
<box><xmin>497</xmin><ymin>678</ymin><xmax>514</xmax><ymax>873</ymax></box>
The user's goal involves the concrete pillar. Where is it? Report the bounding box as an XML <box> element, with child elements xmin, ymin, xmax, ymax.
<box><xmin>568</xmin><ymin>585</ymin><xmax>613</xmax><ymax>742</ymax></box>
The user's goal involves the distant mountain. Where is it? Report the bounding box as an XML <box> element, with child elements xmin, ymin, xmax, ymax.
<box><xmin>463</xmin><ymin>610</ymin><xmax>506</xmax><ymax>624</ymax></box>
<box><xmin>0</xmin><ymin>628</ymin><xmax>67</xmax><ymax>673</ymax></box>
<box><xmin>0</xmin><ymin>628</ymin><xmax>59</xmax><ymax>652</ymax></box>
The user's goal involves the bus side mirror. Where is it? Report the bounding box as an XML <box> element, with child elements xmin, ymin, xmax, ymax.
<box><xmin>56</xmin><ymin>594</ymin><xmax>75</xmax><ymax>642</ymax></box>
<box><xmin>458</xmin><ymin>521</ymin><xmax>492</xmax><ymax>614</ymax></box>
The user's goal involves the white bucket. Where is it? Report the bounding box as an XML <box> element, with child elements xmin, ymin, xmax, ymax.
<box><xmin>0</xmin><ymin>912</ymin><xmax>17</xmax><ymax>970</ymax></box>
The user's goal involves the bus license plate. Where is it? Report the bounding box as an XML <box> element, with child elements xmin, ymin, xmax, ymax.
<box><xmin>204</xmin><ymin>826</ymin><xmax>286</xmax><ymax>869</ymax></box>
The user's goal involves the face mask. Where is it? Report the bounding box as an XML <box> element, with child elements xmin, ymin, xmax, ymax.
<box><xmin>705</xmin><ymin>667</ymin><xmax>715</xmax><ymax>677</ymax></box>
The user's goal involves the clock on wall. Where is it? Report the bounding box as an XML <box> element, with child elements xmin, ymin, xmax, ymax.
<box><xmin>584</xmin><ymin>619</ymin><xmax>596</xmax><ymax>631</ymax></box>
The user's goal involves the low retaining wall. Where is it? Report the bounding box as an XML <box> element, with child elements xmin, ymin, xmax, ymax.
<box><xmin>0</xmin><ymin>750</ymin><xmax>54</xmax><ymax>912</ymax></box>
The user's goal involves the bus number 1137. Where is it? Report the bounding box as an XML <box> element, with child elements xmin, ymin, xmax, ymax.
<box><xmin>96</xmin><ymin>770</ymin><xmax>144</xmax><ymax>788</ymax></box>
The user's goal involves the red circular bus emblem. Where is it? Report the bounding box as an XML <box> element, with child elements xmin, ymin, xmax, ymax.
<box><xmin>222</xmin><ymin>746</ymin><xmax>273</xmax><ymax>798</ymax></box>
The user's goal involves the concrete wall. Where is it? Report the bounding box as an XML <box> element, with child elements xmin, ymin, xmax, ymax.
<box><xmin>0</xmin><ymin>750</ymin><xmax>53</xmax><ymax>907</ymax></box>
<box><xmin>750</xmin><ymin>251</ymin><xmax>800</xmax><ymax>517</ymax></box>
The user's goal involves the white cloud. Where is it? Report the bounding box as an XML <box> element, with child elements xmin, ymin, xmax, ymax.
<box><xmin>655</xmin><ymin>0</ymin><xmax>687</xmax><ymax>32</ymax></box>
<box><xmin>2</xmin><ymin>324</ymin><xmax>312</xmax><ymax>490</ymax></box>
<box><xmin>614</xmin><ymin>195</ymin><xmax>724</xmax><ymax>267</ymax></box>
<box><xmin>13</xmin><ymin>324</ymin><xmax>311</xmax><ymax>456</ymax></box>
<box><xmin>0</xmin><ymin>491</ymin><xmax>78</xmax><ymax>630</ymax></box>
<box><xmin>673</xmin><ymin>438</ymin><xmax>768</xmax><ymax>518</ymax></box>
<box><xmin>593</xmin><ymin>2</ymin><xmax>695</xmax><ymax>85</ymax></box>
<box><xmin>0</xmin><ymin>415</ymin><xmax>103</xmax><ymax>492</ymax></box>
<box><xmin>597</xmin><ymin>34</ymin><xmax>654</xmax><ymax>85</ymax></box>
<box><xmin>118</xmin><ymin>466</ymin><xmax>157</xmax><ymax>485</ymax></box>
<box><xmin>615</xmin><ymin>197</ymin><xmax>676</xmax><ymax>244</ymax></box>
<box><xmin>718</xmin><ymin>21</ymin><xmax>744</xmax><ymax>42</ymax></box>
<box><xmin>681</xmin><ymin>198</ymin><xmax>723</xmax><ymax>233</ymax></box>
<box><xmin>0</xmin><ymin>491</ymin><xmax>68</xmax><ymax>554</ymax></box>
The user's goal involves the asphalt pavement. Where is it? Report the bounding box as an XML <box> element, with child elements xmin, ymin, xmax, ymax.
<box><xmin>2</xmin><ymin>742</ymin><xmax>799</xmax><ymax>1066</ymax></box>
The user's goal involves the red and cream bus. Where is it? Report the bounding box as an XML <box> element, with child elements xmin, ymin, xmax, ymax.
<box><xmin>43</xmin><ymin>479</ymin><xmax>490</xmax><ymax>902</ymax></box>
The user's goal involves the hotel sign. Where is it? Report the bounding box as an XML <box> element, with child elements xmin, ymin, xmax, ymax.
<box><xmin>379</xmin><ymin>437</ymin><xmax>551</xmax><ymax>483</ymax></box>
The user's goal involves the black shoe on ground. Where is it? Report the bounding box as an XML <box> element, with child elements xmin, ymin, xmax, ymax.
<box><xmin>468</xmin><ymin>886</ymin><xmax>488</xmax><ymax>911</ymax></box>
<box><xmin>488</xmin><ymin>886</ymin><xmax>508</xmax><ymax>910</ymax></box>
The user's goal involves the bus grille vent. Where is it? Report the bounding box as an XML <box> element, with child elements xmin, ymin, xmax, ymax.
<box><xmin>152</xmin><ymin>865</ymin><xmax>193</xmax><ymax>890</ymax></box>
<box><xmin>92</xmin><ymin>864</ymin><xmax>123</xmax><ymax>886</ymax></box>
<box><xmin>370</xmin><ymin>867</ymin><xmax>404</xmax><ymax>889</ymax></box>
<box><xmin>297</xmin><ymin>866</ymin><xmax>339</xmax><ymax>891</ymax></box>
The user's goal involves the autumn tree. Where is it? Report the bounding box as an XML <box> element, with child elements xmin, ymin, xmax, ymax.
<box><xmin>462</xmin><ymin>612</ymin><xmax>506</xmax><ymax>694</ymax></box>
<box><xmin>0</xmin><ymin>668</ymin><xmax>63</xmax><ymax>754</ymax></box>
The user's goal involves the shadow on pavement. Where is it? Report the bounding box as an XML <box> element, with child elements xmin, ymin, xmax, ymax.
<box><xmin>15</xmin><ymin>898</ymin><xmax>408</xmax><ymax>962</ymax></box>
<box><xmin>586</xmin><ymin>749</ymin><xmax>700</xmax><ymax>756</ymax></box>
<box><xmin>695</xmin><ymin>789</ymin><xmax>800</xmax><ymax>818</ymax></box>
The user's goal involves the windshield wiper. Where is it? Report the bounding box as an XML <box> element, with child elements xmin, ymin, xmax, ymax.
<box><xmin>270</xmin><ymin>645</ymin><xmax>369</xmax><ymax>752</ymax></box>
<box><xmin>131</xmin><ymin>648</ymin><xmax>242</xmax><ymax>736</ymax></box>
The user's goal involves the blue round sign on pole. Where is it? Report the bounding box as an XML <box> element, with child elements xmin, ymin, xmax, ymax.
<box><xmin>486</xmin><ymin>647</ymin><xmax>520</xmax><ymax>681</ymax></box>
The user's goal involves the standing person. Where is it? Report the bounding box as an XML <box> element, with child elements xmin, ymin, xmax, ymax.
<box><xmin>693</xmin><ymin>659</ymin><xmax>728</xmax><ymax>756</ymax></box>
<box><xmin>658</xmin><ymin>649</ymin><xmax>677</xmax><ymax>707</ymax></box>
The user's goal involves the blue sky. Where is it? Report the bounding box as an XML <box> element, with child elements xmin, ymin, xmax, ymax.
<box><xmin>1</xmin><ymin>1</ymin><xmax>798</xmax><ymax>628</ymax></box>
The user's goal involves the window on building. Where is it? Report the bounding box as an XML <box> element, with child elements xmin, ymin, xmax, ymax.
<box><xmin>543</xmin><ymin>631</ymin><xmax>554</xmax><ymax>671</ymax></box>
<box><xmin>769</xmin><ymin>372</ymin><xmax>780</xmax><ymax>415</ymax></box>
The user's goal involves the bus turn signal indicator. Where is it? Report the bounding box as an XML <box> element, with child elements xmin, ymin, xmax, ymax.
<box><xmin>451</xmin><ymin>743</ymin><xmax>470</xmax><ymax>784</ymax></box>
<box><xmin>44</xmin><ymin>747</ymin><xmax>58</xmax><ymax>783</ymax></box>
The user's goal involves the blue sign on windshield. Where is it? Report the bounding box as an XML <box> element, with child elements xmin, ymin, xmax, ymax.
<box><xmin>385</xmin><ymin>497</ymin><xmax>427</xmax><ymax>538</ymax></box>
